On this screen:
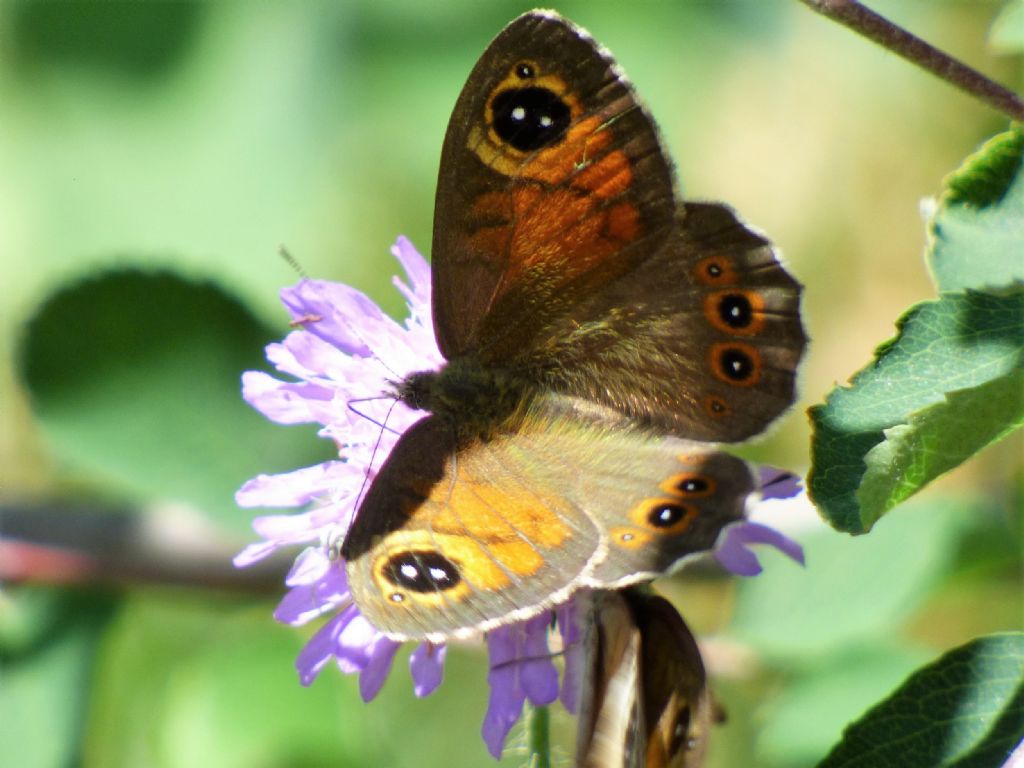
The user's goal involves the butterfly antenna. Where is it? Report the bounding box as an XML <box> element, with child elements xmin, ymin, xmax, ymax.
<box><xmin>352</xmin><ymin>397</ymin><xmax>401</xmax><ymax>512</ymax></box>
<box><xmin>348</xmin><ymin>395</ymin><xmax>403</xmax><ymax>436</ymax></box>
<box><xmin>278</xmin><ymin>245</ymin><xmax>309</xmax><ymax>279</ymax></box>
<box><xmin>327</xmin><ymin>396</ymin><xmax>401</xmax><ymax>561</ymax></box>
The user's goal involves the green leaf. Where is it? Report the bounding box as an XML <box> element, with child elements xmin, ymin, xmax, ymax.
<box><xmin>857</xmin><ymin>370</ymin><xmax>1024</xmax><ymax>526</ymax></box>
<box><xmin>990</xmin><ymin>0</ymin><xmax>1024</xmax><ymax>54</ymax></box>
<box><xmin>817</xmin><ymin>633</ymin><xmax>1024</xmax><ymax>768</ymax></box>
<box><xmin>930</xmin><ymin>126</ymin><xmax>1024</xmax><ymax>291</ymax></box>
<box><xmin>730</xmin><ymin>500</ymin><xmax>963</xmax><ymax>658</ymax></box>
<box><xmin>86</xmin><ymin>593</ymin><xmax>512</xmax><ymax>768</ymax></box>
<box><xmin>808</xmin><ymin>291</ymin><xmax>1024</xmax><ymax>533</ymax></box>
<box><xmin>757</xmin><ymin>646</ymin><xmax>930</xmax><ymax>768</ymax></box>
<box><xmin>0</xmin><ymin>589</ymin><xmax>116</xmax><ymax>768</ymax></box>
<box><xmin>19</xmin><ymin>270</ymin><xmax>330</xmax><ymax>530</ymax></box>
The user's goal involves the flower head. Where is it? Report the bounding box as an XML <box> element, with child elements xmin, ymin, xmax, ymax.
<box><xmin>235</xmin><ymin>237</ymin><xmax>805</xmax><ymax>759</ymax></box>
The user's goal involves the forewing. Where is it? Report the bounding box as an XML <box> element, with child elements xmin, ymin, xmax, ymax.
<box><xmin>432</xmin><ymin>11</ymin><xmax>677</xmax><ymax>359</ymax></box>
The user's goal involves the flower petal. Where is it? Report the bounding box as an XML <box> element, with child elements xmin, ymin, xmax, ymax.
<box><xmin>481</xmin><ymin>614</ymin><xmax>559</xmax><ymax>758</ymax></box>
<box><xmin>296</xmin><ymin>612</ymin><xmax>346</xmax><ymax>686</ymax></box>
<box><xmin>360</xmin><ymin>636</ymin><xmax>401</xmax><ymax>702</ymax></box>
<box><xmin>556</xmin><ymin>600</ymin><xmax>584</xmax><ymax>714</ymax></box>
<box><xmin>757</xmin><ymin>467</ymin><xmax>803</xmax><ymax>500</ymax></box>
<box><xmin>410</xmin><ymin>642</ymin><xmax>447</xmax><ymax>698</ymax></box>
<box><xmin>521</xmin><ymin>615</ymin><xmax>559</xmax><ymax>706</ymax></box>
<box><xmin>715</xmin><ymin>520</ymin><xmax>805</xmax><ymax>576</ymax></box>
<box><xmin>274</xmin><ymin>566</ymin><xmax>349</xmax><ymax>626</ymax></box>
<box><xmin>241</xmin><ymin>371</ymin><xmax>336</xmax><ymax>426</ymax></box>
<box><xmin>235</xmin><ymin>462</ymin><xmax>349</xmax><ymax>508</ymax></box>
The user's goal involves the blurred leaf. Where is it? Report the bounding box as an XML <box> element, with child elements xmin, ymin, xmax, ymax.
<box><xmin>757</xmin><ymin>645</ymin><xmax>930</xmax><ymax>768</ymax></box>
<box><xmin>990</xmin><ymin>0</ymin><xmax>1024</xmax><ymax>54</ymax></box>
<box><xmin>0</xmin><ymin>589</ymin><xmax>116</xmax><ymax>768</ymax></box>
<box><xmin>85</xmin><ymin>592</ymin><xmax>516</xmax><ymax>768</ymax></box>
<box><xmin>85</xmin><ymin>593</ymin><xmax>365</xmax><ymax>768</ymax></box>
<box><xmin>817</xmin><ymin>633</ymin><xmax>1024</xmax><ymax>768</ymax></box>
<box><xmin>8</xmin><ymin>0</ymin><xmax>204</xmax><ymax>78</ymax></box>
<box><xmin>730</xmin><ymin>501</ymin><xmax>963</xmax><ymax>659</ymax></box>
<box><xmin>931</xmin><ymin>126</ymin><xmax>1024</xmax><ymax>290</ymax></box>
<box><xmin>808</xmin><ymin>291</ymin><xmax>1024</xmax><ymax>532</ymax></box>
<box><xmin>0</xmin><ymin>584</ymin><xmax>67</xmax><ymax>653</ymax></box>
<box><xmin>19</xmin><ymin>270</ymin><xmax>329</xmax><ymax>529</ymax></box>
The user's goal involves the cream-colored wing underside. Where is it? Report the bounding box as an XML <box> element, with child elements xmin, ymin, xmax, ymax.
<box><xmin>344</xmin><ymin>396</ymin><xmax>754</xmax><ymax>641</ymax></box>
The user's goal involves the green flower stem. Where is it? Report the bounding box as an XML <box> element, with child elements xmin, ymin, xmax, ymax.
<box><xmin>525</xmin><ymin>704</ymin><xmax>551</xmax><ymax>768</ymax></box>
<box><xmin>799</xmin><ymin>0</ymin><xmax>1024</xmax><ymax>121</ymax></box>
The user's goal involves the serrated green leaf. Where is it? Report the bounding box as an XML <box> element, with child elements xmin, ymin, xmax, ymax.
<box><xmin>808</xmin><ymin>291</ymin><xmax>1024</xmax><ymax>533</ymax></box>
<box><xmin>930</xmin><ymin>127</ymin><xmax>1024</xmax><ymax>292</ymax></box>
<box><xmin>857</xmin><ymin>371</ymin><xmax>1024</xmax><ymax>529</ymax></box>
<box><xmin>817</xmin><ymin>633</ymin><xmax>1024</xmax><ymax>768</ymax></box>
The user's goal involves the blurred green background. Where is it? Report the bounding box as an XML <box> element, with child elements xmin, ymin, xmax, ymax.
<box><xmin>1</xmin><ymin>2</ymin><xmax>1020</xmax><ymax>767</ymax></box>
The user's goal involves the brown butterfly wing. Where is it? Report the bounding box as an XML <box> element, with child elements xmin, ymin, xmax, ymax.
<box><xmin>535</xmin><ymin>202</ymin><xmax>806</xmax><ymax>442</ymax></box>
<box><xmin>343</xmin><ymin>395</ymin><xmax>751</xmax><ymax>640</ymax></box>
<box><xmin>432</xmin><ymin>10</ymin><xmax>677</xmax><ymax>360</ymax></box>
<box><xmin>575</xmin><ymin>590</ymin><xmax>715</xmax><ymax>768</ymax></box>
<box><xmin>433</xmin><ymin>12</ymin><xmax>803</xmax><ymax>441</ymax></box>
<box><xmin>633</xmin><ymin>592</ymin><xmax>715</xmax><ymax>767</ymax></box>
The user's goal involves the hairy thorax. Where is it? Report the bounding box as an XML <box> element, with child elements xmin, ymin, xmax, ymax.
<box><xmin>395</xmin><ymin>357</ymin><xmax>533</xmax><ymax>437</ymax></box>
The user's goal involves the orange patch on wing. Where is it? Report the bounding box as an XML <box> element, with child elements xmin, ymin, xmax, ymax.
<box><xmin>520</xmin><ymin>116</ymin><xmax>610</xmax><ymax>185</ymax></box>
<box><xmin>434</xmin><ymin>477</ymin><xmax>572</xmax><ymax>552</ymax></box>
<box><xmin>604</xmin><ymin>201</ymin><xmax>640</xmax><ymax>244</ymax></box>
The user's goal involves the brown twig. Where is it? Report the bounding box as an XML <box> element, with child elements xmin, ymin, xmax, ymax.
<box><xmin>799</xmin><ymin>0</ymin><xmax>1024</xmax><ymax>122</ymax></box>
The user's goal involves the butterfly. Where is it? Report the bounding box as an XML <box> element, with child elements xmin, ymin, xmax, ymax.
<box><xmin>341</xmin><ymin>10</ymin><xmax>805</xmax><ymax>641</ymax></box>
<box><xmin>575</xmin><ymin>589</ymin><xmax>718</xmax><ymax>768</ymax></box>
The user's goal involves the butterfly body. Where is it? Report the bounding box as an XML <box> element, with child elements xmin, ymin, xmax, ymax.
<box><xmin>342</xmin><ymin>11</ymin><xmax>805</xmax><ymax>641</ymax></box>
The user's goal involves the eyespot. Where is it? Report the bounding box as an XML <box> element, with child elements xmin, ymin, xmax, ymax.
<box><xmin>630</xmin><ymin>498</ymin><xmax>697</xmax><ymax>535</ymax></box>
<box><xmin>382</xmin><ymin>551</ymin><xmax>461</xmax><ymax>593</ymax></box>
<box><xmin>514</xmin><ymin>61</ymin><xmax>536</xmax><ymax>79</ymax></box>
<box><xmin>703</xmin><ymin>394</ymin><xmax>731</xmax><ymax>418</ymax></box>
<box><xmin>704</xmin><ymin>290</ymin><xmax>765</xmax><ymax>335</ymax></box>
<box><xmin>710</xmin><ymin>342</ymin><xmax>761</xmax><ymax>387</ymax></box>
<box><xmin>490</xmin><ymin>87</ymin><xmax>571</xmax><ymax>152</ymax></box>
<box><xmin>668</xmin><ymin>473</ymin><xmax>716</xmax><ymax>498</ymax></box>
<box><xmin>694</xmin><ymin>255</ymin><xmax>738</xmax><ymax>285</ymax></box>
<box><xmin>648</xmin><ymin>503</ymin><xmax>690</xmax><ymax>528</ymax></box>
<box><xmin>610</xmin><ymin>526</ymin><xmax>651</xmax><ymax>549</ymax></box>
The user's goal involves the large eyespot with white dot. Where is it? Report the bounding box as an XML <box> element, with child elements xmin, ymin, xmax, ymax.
<box><xmin>490</xmin><ymin>86</ymin><xmax>571</xmax><ymax>152</ymax></box>
<box><xmin>648</xmin><ymin>503</ymin><xmax>690</xmax><ymax>528</ymax></box>
<box><xmin>382</xmin><ymin>551</ymin><xmax>461</xmax><ymax>597</ymax></box>
<box><xmin>718</xmin><ymin>294</ymin><xmax>753</xmax><ymax>329</ymax></box>
<box><xmin>710</xmin><ymin>342</ymin><xmax>761</xmax><ymax>387</ymax></box>
<box><xmin>630</xmin><ymin>498</ymin><xmax>697</xmax><ymax>535</ymax></box>
<box><xmin>704</xmin><ymin>290</ymin><xmax>765</xmax><ymax>335</ymax></box>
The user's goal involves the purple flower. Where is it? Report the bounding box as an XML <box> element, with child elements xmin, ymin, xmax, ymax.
<box><xmin>235</xmin><ymin>237</ymin><xmax>445</xmax><ymax>700</ymax></box>
<box><xmin>235</xmin><ymin>237</ymin><xmax>805</xmax><ymax>759</ymax></box>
